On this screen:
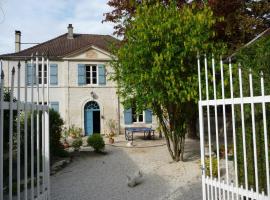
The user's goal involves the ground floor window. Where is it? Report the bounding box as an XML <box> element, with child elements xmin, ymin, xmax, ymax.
<box><xmin>131</xmin><ymin>104</ymin><xmax>144</xmax><ymax>123</ymax></box>
<box><xmin>124</xmin><ymin>106</ymin><xmax>152</xmax><ymax>125</ymax></box>
<box><xmin>132</xmin><ymin>109</ymin><xmax>144</xmax><ymax>123</ymax></box>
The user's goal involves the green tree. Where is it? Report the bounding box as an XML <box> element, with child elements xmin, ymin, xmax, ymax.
<box><xmin>111</xmin><ymin>1</ymin><xmax>224</xmax><ymax>161</ymax></box>
<box><xmin>104</xmin><ymin>0</ymin><xmax>270</xmax><ymax>52</ymax></box>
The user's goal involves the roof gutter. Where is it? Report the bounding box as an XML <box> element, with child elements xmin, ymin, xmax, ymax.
<box><xmin>0</xmin><ymin>55</ymin><xmax>63</xmax><ymax>61</ymax></box>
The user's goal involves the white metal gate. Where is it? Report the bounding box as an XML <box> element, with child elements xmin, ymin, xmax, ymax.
<box><xmin>198</xmin><ymin>55</ymin><xmax>270</xmax><ymax>200</ymax></box>
<box><xmin>0</xmin><ymin>54</ymin><xmax>50</xmax><ymax>200</ymax></box>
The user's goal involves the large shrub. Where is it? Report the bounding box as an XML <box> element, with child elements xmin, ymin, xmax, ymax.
<box><xmin>1</xmin><ymin>88</ymin><xmax>17</xmax><ymax>187</ymax></box>
<box><xmin>49</xmin><ymin>109</ymin><xmax>65</xmax><ymax>157</ymax></box>
<box><xmin>22</xmin><ymin>108</ymin><xmax>66</xmax><ymax>158</ymax></box>
<box><xmin>87</xmin><ymin>134</ymin><xmax>105</xmax><ymax>152</ymax></box>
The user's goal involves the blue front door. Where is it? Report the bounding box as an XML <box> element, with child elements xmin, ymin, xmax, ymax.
<box><xmin>84</xmin><ymin>101</ymin><xmax>100</xmax><ymax>136</ymax></box>
<box><xmin>85</xmin><ymin>110</ymin><xmax>93</xmax><ymax>136</ymax></box>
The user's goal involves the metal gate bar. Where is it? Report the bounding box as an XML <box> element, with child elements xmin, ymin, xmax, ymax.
<box><xmin>0</xmin><ymin>54</ymin><xmax>50</xmax><ymax>200</ymax></box>
<box><xmin>198</xmin><ymin>55</ymin><xmax>270</xmax><ymax>200</ymax></box>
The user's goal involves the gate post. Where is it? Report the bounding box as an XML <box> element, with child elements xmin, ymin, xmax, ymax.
<box><xmin>198</xmin><ymin>54</ymin><xmax>206</xmax><ymax>200</ymax></box>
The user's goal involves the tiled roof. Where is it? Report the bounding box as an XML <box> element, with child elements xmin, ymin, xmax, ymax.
<box><xmin>0</xmin><ymin>33</ymin><xmax>120</xmax><ymax>59</ymax></box>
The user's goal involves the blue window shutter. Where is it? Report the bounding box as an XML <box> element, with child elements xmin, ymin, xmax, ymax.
<box><xmin>98</xmin><ymin>64</ymin><xmax>106</xmax><ymax>85</ymax></box>
<box><xmin>50</xmin><ymin>102</ymin><xmax>59</xmax><ymax>112</ymax></box>
<box><xmin>124</xmin><ymin>109</ymin><xmax>132</xmax><ymax>125</ymax></box>
<box><xmin>50</xmin><ymin>64</ymin><xmax>58</xmax><ymax>85</ymax></box>
<box><xmin>27</xmin><ymin>64</ymin><xmax>36</xmax><ymax>85</ymax></box>
<box><xmin>145</xmin><ymin>109</ymin><xmax>152</xmax><ymax>124</ymax></box>
<box><xmin>26</xmin><ymin>64</ymin><xmax>32</xmax><ymax>85</ymax></box>
<box><xmin>78</xmin><ymin>64</ymin><xmax>86</xmax><ymax>85</ymax></box>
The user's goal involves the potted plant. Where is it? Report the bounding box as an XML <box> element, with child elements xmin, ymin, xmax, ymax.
<box><xmin>68</xmin><ymin>125</ymin><xmax>82</xmax><ymax>139</ymax></box>
<box><xmin>219</xmin><ymin>145</ymin><xmax>225</xmax><ymax>159</ymax></box>
<box><xmin>72</xmin><ymin>138</ymin><xmax>83</xmax><ymax>151</ymax></box>
<box><xmin>62</xmin><ymin>128</ymin><xmax>70</xmax><ymax>149</ymax></box>
<box><xmin>87</xmin><ymin>134</ymin><xmax>105</xmax><ymax>152</ymax></box>
<box><xmin>108</xmin><ymin>132</ymin><xmax>115</xmax><ymax>144</ymax></box>
<box><xmin>107</xmin><ymin>119</ymin><xmax>117</xmax><ymax>144</ymax></box>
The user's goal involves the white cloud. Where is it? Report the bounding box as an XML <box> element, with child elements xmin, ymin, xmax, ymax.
<box><xmin>0</xmin><ymin>0</ymin><xmax>115</xmax><ymax>54</ymax></box>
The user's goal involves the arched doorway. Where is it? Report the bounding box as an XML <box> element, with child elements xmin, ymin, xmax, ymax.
<box><xmin>84</xmin><ymin>101</ymin><xmax>100</xmax><ymax>136</ymax></box>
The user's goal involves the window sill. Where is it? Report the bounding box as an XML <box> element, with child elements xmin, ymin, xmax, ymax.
<box><xmin>78</xmin><ymin>84</ymin><xmax>104</xmax><ymax>87</ymax></box>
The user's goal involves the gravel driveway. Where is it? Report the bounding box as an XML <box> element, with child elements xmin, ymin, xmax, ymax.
<box><xmin>51</xmin><ymin>136</ymin><xmax>202</xmax><ymax>200</ymax></box>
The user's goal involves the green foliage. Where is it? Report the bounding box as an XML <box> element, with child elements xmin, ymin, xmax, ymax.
<box><xmin>87</xmin><ymin>134</ymin><xmax>105</xmax><ymax>152</ymax></box>
<box><xmin>235</xmin><ymin>104</ymin><xmax>270</xmax><ymax>193</ymax></box>
<box><xmin>105</xmin><ymin>0</ymin><xmax>270</xmax><ymax>53</ymax></box>
<box><xmin>235</xmin><ymin>35</ymin><xmax>270</xmax><ymax>95</ymax></box>
<box><xmin>49</xmin><ymin>109</ymin><xmax>65</xmax><ymax>157</ymax></box>
<box><xmin>205</xmin><ymin>157</ymin><xmax>218</xmax><ymax>178</ymax></box>
<box><xmin>72</xmin><ymin>138</ymin><xmax>83</xmax><ymax>150</ymax></box>
<box><xmin>111</xmin><ymin>1</ymin><xmax>224</xmax><ymax>161</ymax></box>
<box><xmin>1</xmin><ymin>88</ymin><xmax>17</xmax><ymax>154</ymax></box>
<box><xmin>20</xmin><ymin>108</ymin><xmax>65</xmax><ymax>158</ymax></box>
<box><xmin>230</xmin><ymin>35</ymin><xmax>270</xmax><ymax>192</ymax></box>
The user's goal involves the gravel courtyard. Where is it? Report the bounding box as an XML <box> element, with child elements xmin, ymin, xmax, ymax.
<box><xmin>51</xmin><ymin>136</ymin><xmax>202</xmax><ymax>200</ymax></box>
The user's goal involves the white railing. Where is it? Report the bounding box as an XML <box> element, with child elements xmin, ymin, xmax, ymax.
<box><xmin>0</xmin><ymin>55</ymin><xmax>50</xmax><ymax>200</ymax></box>
<box><xmin>198</xmin><ymin>55</ymin><xmax>270</xmax><ymax>200</ymax></box>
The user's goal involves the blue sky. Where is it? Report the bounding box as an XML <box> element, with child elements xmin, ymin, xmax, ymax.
<box><xmin>0</xmin><ymin>0</ymin><xmax>115</xmax><ymax>54</ymax></box>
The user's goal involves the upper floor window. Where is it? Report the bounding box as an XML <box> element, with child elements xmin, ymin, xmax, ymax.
<box><xmin>27</xmin><ymin>63</ymin><xmax>58</xmax><ymax>86</ymax></box>
<box><xmin>78</xmin><ymin>64</ymin><xmax>106</xmax><ymax>86</ymax></box>
<box><xmin>86</xmin><ymin>65</ymin><xmax>97</xmax><ymax>85</ymax></box>
<box><xmin>38</xmin><ymin>64</ymin><xmax>47</xmax><ymax>84</ymax></box>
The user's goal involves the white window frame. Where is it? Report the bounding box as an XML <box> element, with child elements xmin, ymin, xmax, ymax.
<box><xmin>38</xmin><ymin>63</ymin><xmax>47</xmax><ymax>85</ymax></box>
<box><xmin>132</xmin><ymin>109</ymin><xmax>145</xmax><ymax>123</ymax></box>
<box><xmin>85</xmin><ymin>64</ymin><xmax>98</xmax><ymax>85</ymax></box>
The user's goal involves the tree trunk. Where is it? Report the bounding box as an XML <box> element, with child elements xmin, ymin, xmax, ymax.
<box><xmin>163</xmin><ymin>131</ymin><xmax>185</xmax><ymax>162</ymax></box>
<box><xmin>187</xmin><ymin>103</ymin><xmax>198</xmax><ymax>139</ymax></box>
<box><xmin>155</xmin><ymin>104</ymin><xmax>186</xmax><ymax>162</ymax></box>
<box><xmin>187</xmin><ymin>117</ymin><xmax>197</xmax><ymax>139</ymax></box>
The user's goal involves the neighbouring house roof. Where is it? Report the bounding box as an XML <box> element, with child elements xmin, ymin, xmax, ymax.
<box><xmin>0</xmin><ymin>33</ymin><xmax>120</xmax><ymax>60</ymax></box>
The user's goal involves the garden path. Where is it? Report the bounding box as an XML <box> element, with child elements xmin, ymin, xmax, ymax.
<box><xmin>51</xmin><ymin>135</ymin><xmax>202</xmax><ymax>200</ymax></box>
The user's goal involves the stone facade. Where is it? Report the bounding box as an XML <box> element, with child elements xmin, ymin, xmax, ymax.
<box><xmin>1</xmin><ymin>46</ymin><xmax>157</xmax><ymax>136</ymax></box>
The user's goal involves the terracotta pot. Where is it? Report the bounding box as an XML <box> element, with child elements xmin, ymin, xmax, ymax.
<box><xmin>109</xmin><ymin>138</ymin><xmax>114</xmax><ymax>144</ymax></box>
<box><xmin>63</xmin><ymin>141</ymin><xmax>69</xmax><ymax>149</ymax></box>
<box><xmin>220</xmin><ymin>151</ymin><xmax>225</xmax><ymax>159</ymax></box>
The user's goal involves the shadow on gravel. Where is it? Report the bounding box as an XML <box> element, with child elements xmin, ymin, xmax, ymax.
<box><xmin>162</xmin><ymin>181</ymin><xmax>202</xmax><ymax>200</ymax></box>
<box><xmin>183</xmin><ymin>139</ymin><xmax>200</xmax><ymax>162</ymax></box>
<box><xmin>51</xmin><ymin>146</ymin><xmax>170</xmax><ymax>200</ymax></box>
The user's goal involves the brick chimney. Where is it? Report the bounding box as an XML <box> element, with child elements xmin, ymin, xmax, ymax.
<box><xmin>67</xmin><ymin>24</ymin><xmax>74</xmax><ymax>39</ymax></box>
<box><xmin>15</xmin><ymin>30</ymin><xmax>21</xmax><ymax>52</ymax></box>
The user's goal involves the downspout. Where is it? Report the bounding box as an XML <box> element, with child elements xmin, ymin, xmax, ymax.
<box><xmin>117</xmin><ymin>92</ymin><xmax>121</xmax><ymax>135</ymax></box>
<box><xmin>0</xmin><ymin>60</ymin><xmax>2</xmax><ymax>83</ymax></box>
<box><xmin>67</xmin><ymin>60</ymin><xmax>70</xmax><ymax>127</ymax></box>
<box><xmin>8</xmin><ymin>60</ymin><xmax>10</xmax><ymax>88</ymax></box>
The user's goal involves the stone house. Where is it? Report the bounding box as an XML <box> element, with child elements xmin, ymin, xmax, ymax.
<box><xmin>0</xmin><ymin>24</ymin><xmax>156</xmax><ymax>136</ymax></box>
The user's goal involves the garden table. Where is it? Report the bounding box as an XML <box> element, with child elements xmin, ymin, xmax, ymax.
<box><xmin>125</xmin><ymin>127</ymin><xmax>155</xmax><ymax>142</ymax></box>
